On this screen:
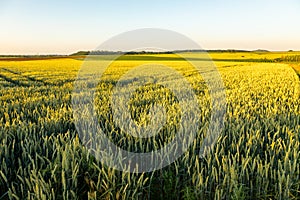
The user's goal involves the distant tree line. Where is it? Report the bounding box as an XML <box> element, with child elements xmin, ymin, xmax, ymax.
<box><xmin>274</xmin><ymin>55</ymin><xmax>300</xmax><ymax>63</ymax></box>
<box><xmin>70</xmin><ymin>49</ymin><xmax>265</xmax><ymax>56</ymax></box>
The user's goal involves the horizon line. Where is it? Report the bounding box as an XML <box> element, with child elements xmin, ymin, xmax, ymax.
<box><xmin>1</xmin><ymin>49</ymin><xmax>299</xmax><ymax>56</ymax></box>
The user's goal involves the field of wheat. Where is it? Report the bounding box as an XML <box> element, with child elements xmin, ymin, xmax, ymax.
<box><xmin>0</xmin><ymin>53</ymin><xmax>299</xmax><ymax>199</ymax></box>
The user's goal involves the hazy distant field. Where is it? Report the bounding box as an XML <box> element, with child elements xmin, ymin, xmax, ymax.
<box><xmin>0</xmin><ymin>52</ymin><xmax>299</xmax><ymax>199</ymax></box>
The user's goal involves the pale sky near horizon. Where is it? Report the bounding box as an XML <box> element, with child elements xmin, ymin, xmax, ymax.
<box><xmin>0</xmin><ymin>0</ymin><xmax>299</xmax><ymax>55</ymax></box>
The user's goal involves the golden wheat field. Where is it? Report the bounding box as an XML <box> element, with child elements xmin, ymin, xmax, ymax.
<box><xmin>0</xmin><ymin>52</ymin><xmax>299</xmax><ymax>199</ymax></box>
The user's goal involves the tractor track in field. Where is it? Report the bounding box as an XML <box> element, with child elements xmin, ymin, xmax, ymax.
<box><xmin>0</xmin><ymin>67</ymin><xmax>75</xmax><ymax>87</ymax></box>
<box><xmin>289</xmin><ymin>65</ymin><xmax>300</xmax><ymax>79</ymax></box>
<box><xmin>1</xmin><ymin>68</ymin><xmax>47</xmax><ymax>86</ymax></box>
<box><xmin>0</xmin><ymin>73</ymin><xmax>29</xmax><ymax>87</ymax></box>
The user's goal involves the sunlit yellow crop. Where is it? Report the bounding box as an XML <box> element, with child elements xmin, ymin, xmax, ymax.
<box><xmin>0</xmin><ymin>53</ymin><xmax>299</xmax><ymax>199</ymax></box>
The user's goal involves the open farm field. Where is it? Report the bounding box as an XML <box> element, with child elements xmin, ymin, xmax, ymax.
<box><xmin>0</xmin><ymin>52</ymin><xmax>299</xmax><ymax>199</ymax></box>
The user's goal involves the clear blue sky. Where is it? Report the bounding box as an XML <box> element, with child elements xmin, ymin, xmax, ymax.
<box><xmin>0</xmin><ymin>0</ymin><xmax>299</xmax><ymax>54</ymax></box>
